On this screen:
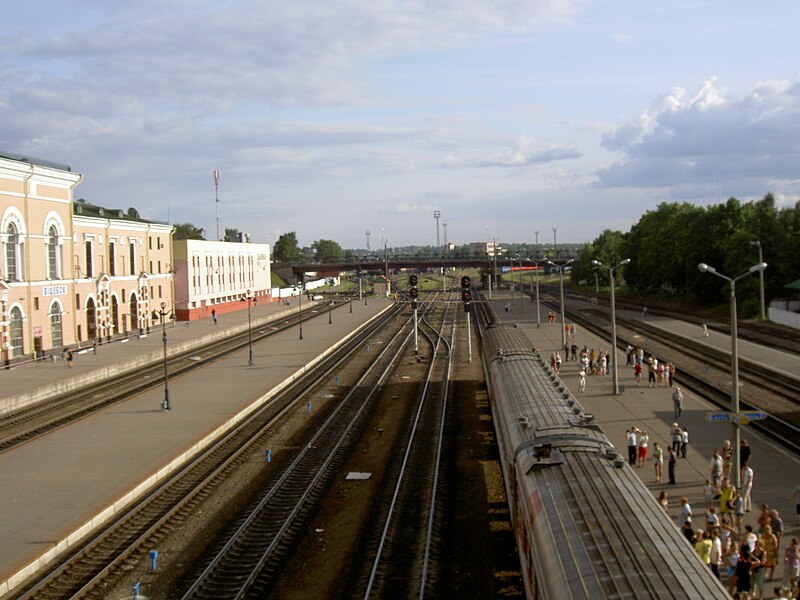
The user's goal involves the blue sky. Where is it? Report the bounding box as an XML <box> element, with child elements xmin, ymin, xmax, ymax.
<box><xmin>2</xmin><ymin>1</ymin><xmax>799</xmax><ymax>249</ymax></box>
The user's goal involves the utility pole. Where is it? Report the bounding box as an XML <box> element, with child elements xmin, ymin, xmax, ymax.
<box><xmin>434</xmin><ymin>211</ymin><xmax>441</xmax><ymax>250</ymax></box>
<box><xmin>214</xmin><ymin>169</ymin><xmax>220</xmax><ymax>241</ymax></box>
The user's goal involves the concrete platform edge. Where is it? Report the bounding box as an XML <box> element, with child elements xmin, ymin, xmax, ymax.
<box><xmin>0</xmin><ymin>305</ymin><xmax>304</xmax><ymax>416</ymax></box>
<box><xmin>0</xmin><ymin>302</ymin><xmax>393</xmax><ymax>596</ymax></box>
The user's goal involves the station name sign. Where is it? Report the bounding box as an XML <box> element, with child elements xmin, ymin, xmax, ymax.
<box><xmin>42</xmin><ymin>285</ymin><xmax>68</xmax><ymax>297</ymax></box>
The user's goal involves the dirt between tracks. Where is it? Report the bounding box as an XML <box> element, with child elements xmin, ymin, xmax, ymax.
<box><xmin>103</xmin><ymin>329</ymin><xmax>522</xmax><ymax>599</ymax></box>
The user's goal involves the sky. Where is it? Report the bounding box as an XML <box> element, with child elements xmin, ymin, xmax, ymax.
<box><xmin>2</xmin><ymin>1</ymin><xmax>799</xmax><ymax>250</ymax></box>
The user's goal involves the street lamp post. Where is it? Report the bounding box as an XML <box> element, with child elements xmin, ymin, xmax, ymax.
<box><xmin>698</xmin><ymin>260</ymin><xmax>767</xmax><ymax>489</ymax></box>
<box><xmin>328</xmin><ymin>300</ymin><xmax>333</xmax><ymax>324</ymax></box>
<box><xmin>591</xmin><ymin>258</ymin><xmax>631</xmax><ymax>395</ymax></box>
<box><xmin>152</xmin><ymin>302</ymin><xmax>172</xmax><ymax>411</ymax></box>
<box><xmin>298</xmin><ymin>283</ymin><xmax>304</xmax><ymax>340</ymax></box>
<box><xmin>240</xmin><ymin>289</ymin><xmax>254</xmax><ymax>366</ymax></box>
<box><xmin>531</xmin><ymin>257</ymin><xmax>546</xmax><ymax>328</ymax></box>
<box><xmin>751</xmin><ymin>241</ymin><xmax>766</xmax><ymax>321</ymax></box>
<box><xmin>547</xmin><ymin>259</ymin><xmax>574</xmax><ymax>351</ymax></box>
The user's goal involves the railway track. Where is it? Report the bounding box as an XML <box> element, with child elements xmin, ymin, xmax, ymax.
<box><xmin>179</xmin><ymin>304</ymin><xmax>416</xmax><ymax>599</ymax></box>
<box><xmin>6</xmin><ymin>302</ymin><xmax>404</xmax><ymax>600</ymax></box>
<box><xmin>0</xmin><ymin>301</ymin><xmax>346</xmax><ymax>454</ymax></box>
<box><xmin>361</xmin><ymin>291</ymin><xmax>456</xmax><ymax>599</ymax></box>
<box><xmin>547</xmin><ymin>298</ymin><xmax>800</xmax><ymax>454</ymax></box>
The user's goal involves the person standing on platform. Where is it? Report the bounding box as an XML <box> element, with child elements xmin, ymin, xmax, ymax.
<box><xmin>212</xmin><ymin>309</ymin><xmax>218</xmax><ymax>325</ymax></box>
<box><xmin>722</xmin><ymin>440</ymin><xmax>734</xmax><ymax>480</ymax></box>
<box><xmin>681</xmin><ymin>427</ymin><xmax>689</xmax><ymax>458</ymax></box>
<box><xmin>625</xmin><ymin>344</ymin><xmax>634</xmax><ymax>365</ymax></box>
<box><xmin>66</xmin><ymin>348</ymin><xmax>73</xmax><ymax>368</ymax></box>
<box><xmin>668</xmin><ymin>447</ymin><xmax>677</xmax><ymax>484</ymax></box>
<box><xmin>637</xmin><ymin>432</ymin><xmax>649</xmax><ymax>468</ymax></box>
<box><xmin>633</xmin><ymin>361</ymin><xmax>643</xmax><ymax>386</ymax></box>
<box><xmin>710</xmin><ymin>450</ymin><xmax>723</xmax><ymax>489</ymax></box>
<box><xmin>740</xmin><ymin>439</ymin><xmax>752</xmax><ymax>471</ymax></box>
<box><xmin>783</xmin><ymin>538</ymin><xmax>800</xmax><ymax>589</ymax></box>
<box><xmin>710</xmin><ymin>529</ymin><xmax>723</xmax><ymax>579</ymax></box>
<box><xmin>672</xmin><ymin>387</ymin><xmax>684</xmax><ymax>418</ymax></box>
<box><xmin>671</xmin><ymin>423</ymin><xmax>683</xmax><ymax>454</ymax></box>
<box><xmin>627</xmin><ymin>428</ymin><xmax>638</xmax><ymax>466</ymax></box>
<box><xmin>653</xmin><ymin>442</ymin><xmax>664</xmax><ymax>482</ymax></box>
<box><xmin>579</xmin><ymin>369</ymin><xmax>586</xmax><ymax>393</ymax></box>
<box><xmin>679</xmin><ymin>497</ymin><xmax>693</xmax><ymax>528</ymax></box>
<box><xmin>742</xmin><ymin>462</ymin><xmax>754</xmax><ymax>513</ymax></box>
<box><xmin>791</xmin><ymin>483</ymin><xmax>800</xmax><ymax>527</ymax></box>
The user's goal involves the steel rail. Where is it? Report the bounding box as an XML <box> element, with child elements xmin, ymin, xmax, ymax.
<box><xmin>8</xmin><ymin>303</ymin><xmax>401</xmax><ymax>600</ymax></box>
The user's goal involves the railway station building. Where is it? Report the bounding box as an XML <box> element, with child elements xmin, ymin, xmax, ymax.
<box><xmin>172</xmin><ymin>238</ymin><xmax>271</xmax><ymax>321</ymax></box>
<box><xmin>0</xmin><ymin>152</ymin><xmax>173</xmax><ymax>366</ymax></box>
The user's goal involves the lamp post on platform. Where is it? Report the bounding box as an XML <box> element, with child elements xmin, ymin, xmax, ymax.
<box><xmin>750</xmin><ymin>240</ymin><xmax>766</xmax><ymax>321</ymax></box>
<box><xmin>240</xmin><ymin>289</ymin><xmax>254</xmax><ymax>366</ymax></box>
<box><xmin>152</xmin><ymin>302</ymin><xmax>173</xmax><ymax>411</ymax></box>
<box><xmin>591</xmin><ymin>258</ymin><xmax>630</xmax><ymax>395</ymax></box>
<box><xmin>297</xmin><ymin>282</ymin><xmax>305</xmax><ymax>340</ymax></box>
<box><xmin>548</xmin><ymin>259</ymin><xmax>574</xmax><ymax>351</ymax></box>
<box><xmin>698</xmin><ymin>260</ymin><xmax>767</xmax><ymax>488</ymax></box>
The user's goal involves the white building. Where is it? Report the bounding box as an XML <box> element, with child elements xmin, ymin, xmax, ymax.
<box><xmin>172</xmin><ymin>239</ymin><xmax>271</xmax><ymax>321</ymax></box>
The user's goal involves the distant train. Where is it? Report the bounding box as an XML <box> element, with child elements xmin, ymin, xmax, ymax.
<box><xmin>481</xmin><ymin>321</ymin><xmax>729</xmax><ymax>599</ymax></box>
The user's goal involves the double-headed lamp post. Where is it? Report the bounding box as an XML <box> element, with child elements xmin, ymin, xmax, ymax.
<box><xmin>298</xmin><ymin>283</ymin><xmax>304</xmax><ymax>340</ymax></box>
<box><xmin>152</xmin><ymin>302</ymin><xmax>173</xmax><ymax>411</ymax></box>
<box><xmin>547</xmin><ymin>258</ymin><xmax>574</xmax><ymax>351</ymax></box>
<box><xmin>698</xmin><ymin>260</ymin><xmax>767</xmax><ymax>489</ymax></box>
<box><xmin>591</xmin><ymin>258</ymin><xmax>631</xmax><ymax>395</ymax></box>
<box><xmin>240</xmin><ymin>289</ymin><xmax>254</xmax><ymax>366</ymax></box>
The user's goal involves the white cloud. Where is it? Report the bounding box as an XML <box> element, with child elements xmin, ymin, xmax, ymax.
<box><xmin>597</xmin><ymin>78</ymin><xmax>800</xmax><ymax>193</ymax></box>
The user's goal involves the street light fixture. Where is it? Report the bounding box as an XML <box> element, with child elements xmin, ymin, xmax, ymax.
<box><xmin>697</xmin><ymin>260</ymin><xmax>767</xmax><ymax>488</ymax></box>
<box><xmin>240</xmin><ymin>289</ymin><xmax>254</xmax><ymax>366</ymax></box>
<box><xmin>547</xmin><ymin>258</ymin><xmax>574</xmax><ymax>351</ymax></box>
<box><xmin>591</xmin><ymin>258</ymin><xmax>631</xmax><ymax>395</ymax></box>
<box><xmin>151</xmin><ymin>302</ymin><xmax>173</xmax><ymax>411</ymax></box>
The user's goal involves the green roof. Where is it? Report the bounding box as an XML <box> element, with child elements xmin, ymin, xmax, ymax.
<box><xmin>0</xmin><ymin>150</ymin><xmax>72</xmax><ymax>172</ymax></box>
<box><xmin>73</xmin><ymin>199</ymin><xmax>168</xmax><ymax>225</ymax></box>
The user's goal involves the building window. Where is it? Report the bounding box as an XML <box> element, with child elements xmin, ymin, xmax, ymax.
<box><xmin>109</xmin><ymin>242</ymin><xmax>116</xmax><ymax>276</ymax></box>
<box><xmin>129</xmin><ymin>242</ymin><xmax>136</xmax><ymax>275</ymax></box>
<box><xmin>5</xmin><ymin>222</ymin><xmax>22</xmax><ymax>281</ymax></box>
<box><xmin>47</xmin><ymin>225</ymin><xmax>61</xmax><ymax>279</ymax></box>
<box><xmin>50</xmin><ymin>303</ymin><xmax>63</xmax><ymax>349</ymax></box>
<box><xmin>84</xmin><ymin>240</ymin><xmax>93</xmax><ymax>278</ymax></box>
<box><xmin>9</xmin><ymin>306</ymin><xmax>23</xmax><ymax>357</ymax></box>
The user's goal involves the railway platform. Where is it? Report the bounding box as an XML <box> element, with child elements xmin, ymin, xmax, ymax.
<box><xmin>491</xmin><ymin>292</ymin><xmax>800</xmax><ymax>587</ymax></box>
<box><xmin>0</xmin><ymin>295</ymin><xmax>391</xmax><ymax>594</ymax></box>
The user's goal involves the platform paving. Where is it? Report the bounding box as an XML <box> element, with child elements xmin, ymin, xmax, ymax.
<box><xmin>0</xmin><ymin>295</ymin><xmax>392</xmax><ymax>594</ymax></box>
<box><xmin>491</xmin><ymin>292</ymin><xmax>800</xmax><ymax>587</ymax></box>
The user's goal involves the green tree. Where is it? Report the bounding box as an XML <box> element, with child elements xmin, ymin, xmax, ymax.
<box><xmin>273</xmin><ymin>232</ymin><xmax>302</xmax><ymax>262</ymax></box>
<box><xmin>312</xmin><ymin>239</ymin><xmax>344</xmax><ymax>262</ymax></box>
<box><xmin>173</xmin><ymin>223</ymin><xmax>206</xmax><ymax>240</ymax></box>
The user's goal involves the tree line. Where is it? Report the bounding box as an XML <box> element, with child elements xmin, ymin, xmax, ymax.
<box><xmin>571</xmin><ymin>193</ymin><xmax>800</xmax><ymax>311</ymax></box>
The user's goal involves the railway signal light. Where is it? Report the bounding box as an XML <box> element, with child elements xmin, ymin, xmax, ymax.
<box><xmin>461</xmin><ymin>275</ymin><xmax>471</xmax><ymax>289</ymax></box>
<box><xmin>409</xmin><ymin>274</ymin><xmax>418</xmax><ymax>287</ymax></box>
<box><xmin>410</xmin><ymin>287</ymin><xmax>418</xmax><ymax>299</ymax></box>
<box><xmin>462</xmin><ymin>288</ymin><xmax>471</xmax><ymax>312</ymax></box>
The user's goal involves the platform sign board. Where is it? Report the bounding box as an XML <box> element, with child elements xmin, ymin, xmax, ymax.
<box><xmin>731</xmin><ymin>414</ymin><xmax>750</xmax><ymax>425</ymax></box>
<box><xmin>705</xmin><ymin>413</ymin><xmax>730</xmax><ymax>423</ymax></box>
<box><xmin>740</xmin><ymin>412</ymin><xmax>767</xmax><ymax>421</ymax></box>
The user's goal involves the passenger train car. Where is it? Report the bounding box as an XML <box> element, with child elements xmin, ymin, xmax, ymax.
<box><xmin>482</xmin><ymin>321</ymin><xmax>730</xmax><ymax>599</ymax></box>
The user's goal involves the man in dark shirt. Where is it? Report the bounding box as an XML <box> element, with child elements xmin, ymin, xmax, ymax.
<box><xmin>740</xmin><ymin>439</ymin><xmax>752</xmax><ymax>469</ymax></box>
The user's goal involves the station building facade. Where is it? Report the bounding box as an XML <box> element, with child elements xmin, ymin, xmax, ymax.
<box><xmin>172</xmin><ymin>239</ymin><xmax>271</xmax><ymax>321</ymax></box>
<box><xmin>0</xmin><ymin>152</ymin><xmax>173</xmax><ymax>365</ymax></box>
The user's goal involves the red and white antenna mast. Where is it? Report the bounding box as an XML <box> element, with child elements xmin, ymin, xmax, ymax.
<box><xmin>214</xmin><ymin>169</ymin><xmax>220</xmax><ymax>241</ymax></box>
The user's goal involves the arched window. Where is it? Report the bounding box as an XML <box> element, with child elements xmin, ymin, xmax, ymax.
<box><xmin>50</xmin><ymin>302</ymin><xmax>63</xmax><ymax>349</ymax></box>
<box><xmin>5</xmin><ymin>222</ymin><xmax>21</xmax><ymax>281</ymax></box>
<box><xmin>9</xmin><ymin>306</ymin><xmax>23</xmax><ymax>357</ymax></box>
<box><xmin>47</xmin><ymin>225</ymin><xmax>61</xmax><ymax>280</ymax></box>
